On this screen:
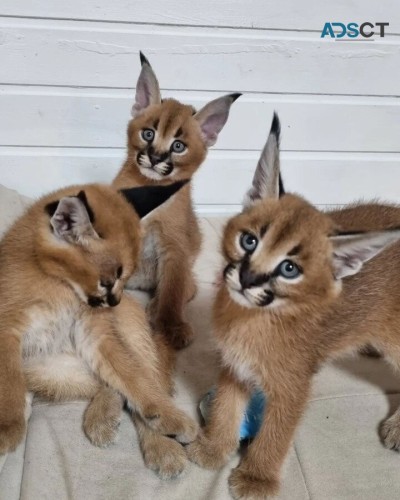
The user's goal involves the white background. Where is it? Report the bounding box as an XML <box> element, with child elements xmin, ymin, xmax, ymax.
<box><xmin>1</xmin><ymin>1</ymin><xmax>399</xmax><ymax>214</ymax></box>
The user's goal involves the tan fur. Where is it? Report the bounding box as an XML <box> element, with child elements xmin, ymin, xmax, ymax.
<box><xmin>188</xmin><ymin>116</ymin><xmax>400</xmax><ymax>498</ymax></box>
<box><xmin>113</xmin><ymin>55</ymin><xmax>239</xmax><ymax>349</ymax></box>
<box><xmin>0</xmin><ymin>183</ymin><xmax>197</xmax><ymax>472</ymax></box>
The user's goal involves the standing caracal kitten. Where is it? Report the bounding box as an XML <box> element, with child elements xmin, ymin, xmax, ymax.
<box><xmin>0</xmin><ymin>181</ymin><xmax>198</xmax><ymax>478</ymax></box>
<box><xmin>113</xmin><ymin>52</ymin><xmax>240</xmax><ymax>349</ymax></box>
<box><xmin>188</xmin><ymin>114</ymin><xmax>400</xmax><ymax>499</ymax></box>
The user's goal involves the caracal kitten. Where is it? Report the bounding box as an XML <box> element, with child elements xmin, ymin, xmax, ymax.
<box><xmin>113</xmin><ymin>52</ymin><xmax>240</xmax><ymax>349</ymax></box>
<box><xmin>0</xmin><ymin>181</ymin><xmax>198</xmax><ymax>479</ymax></box>
<box><xmin>188</xmin><ymin>115</ymin><xmax>400</xmax><ymax>498</ymax></box>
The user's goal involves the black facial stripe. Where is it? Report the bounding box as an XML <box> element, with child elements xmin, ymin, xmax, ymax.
<box><xmin>223</xmin><ymin>263</ymin><xmax>235</xmax><ymax>280</ymax></box>
<box><xmin>107</xmin><ymin>293</ymin><xmax>119</xmax><ymax>307</ymax></box>
<box><xmin>257</xmin><ymin>291</ymin><xmax>274</xmax><ymax>307</ymax></box>
<box><xmin>88</xmin><ymin>296</ymin><xmax>103</xmax><ymax>308</ymax></box>
<box><xmin>260</xmin><ymin>225</ymin><xmax>268</xmax><ymax>238</ymax></box>
<box><xmin>239</xmin><ymin>257</ymin><xmax>269</xmax><ymax>289</ymax></box>
<box><xmin>176</xmin><ymin>127</ymin><xmax>183</xmax><ymax>137</ymax></box>
<box><xmin>288</xmin><ymin>244</ymin><xmax>302</xmax><ymax>256</ymax></box>
<box><xmin>154</xmin><ymin>119</ymin><xmax>159</xmax><ymax>129</ymax></box>
<box><xmin>162</xmin><ymin>164</ymin><xmax>174</xmax><ymax>176</ymax></box>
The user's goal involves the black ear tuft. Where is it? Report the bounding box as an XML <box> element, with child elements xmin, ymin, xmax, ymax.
<box><xmin>45</xmin><ymin>200</ymin><xmax>60</xmax><ymax>217</ymax></box>
<box><xmin>76</xmin><ymin>190</ymin><xmax>95</xmax><ymax>223</ymax></box>
<box><xmin>139</xmin><ymin>51</ymin><xmax>151</xmax><ymax>67</ymax></box>
<box><xmin>270</xmin><ymin>112</ymin><xmax>281</xmax><ymax>142</ymax></box>
<box><xmin>279</xmin><ymin>174</ymin><xmax>285</xmax><ymax>197</ymax></box>
<box><xmin>120</xmin><ymin>180</ymin><xmax>189</xmax><ymax>219</ymax></box>
<box><xmin>229</xmin><ymin>93</ymin><xmax>242</xmax><ymax>102</ymax></box>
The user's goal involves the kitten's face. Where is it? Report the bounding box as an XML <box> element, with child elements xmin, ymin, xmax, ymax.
<box><xmin>43</xmin><ymin>182</ymin><xmax>185</xmax><ymax>308</ymax></box>
<box><xmin>222</xmin><ymin>194</ymin><xmax>338</xmax><ymax>312</ymax></box>
<box><xmin>127</xmin><ymin>99</ymin><xmax>206</xmax><ymax>182</ymax></box>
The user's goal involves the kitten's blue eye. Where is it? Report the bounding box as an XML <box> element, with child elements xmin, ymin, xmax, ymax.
<box><xmin>278</xmin><ymin>260</ymin><xmax>300</xmax><ymax>279</ymax></box>
<box><xmin>240</xmin><ymin>232</ymin><xmax>258</xmax><ymax>253</ymax></box>
<box><xmin>171</xmin><ymin>140</ymin><xmax>186</xmax><ymax>153</ymax></box>
<box><xmin>142</xmin><ymin>129</ymin><xmax>155</xmax><ymax>142</ymax></box>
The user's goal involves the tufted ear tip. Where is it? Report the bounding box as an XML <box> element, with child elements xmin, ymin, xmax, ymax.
<box><xmin>229</xmin><ymin>92</ymin><xmax>242</xmax><ymax>102</ymax></box>
<box><xmin>139</xmin><ymin>51</ymin><xmax>151</xmax><ymax>67</ymax></box>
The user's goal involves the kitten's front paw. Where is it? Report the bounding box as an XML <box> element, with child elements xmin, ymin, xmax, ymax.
<box><xmin>143</xmin><ymin>434</ymin><xmax>188</xmax><ymax>480</ymax></box>
<box><xmin>83</xmin><ymin>391</ymin><xmax>122</xmax><ymax>447</ymax></box>
<box><xmin>228</xmin><ymin>467</ymin><xmax>279</xmax><ymax>500</ymax></box>
<box><xmin>0</xmin><ymin>418</ymin><xmax>26</xmax><ymax>455</ymax></box>
<box><xmin>186</xmin><ymin>432</ymin><xmax>233</xmax><ymax>470</ymax></box>
<box><xmin>143</xmin><ymin>404</ymin><xmax>198</xmax><ymax>444</ymax></box>
<box><xmin>381</xmin><ymin>414</ymin><xmax>400</xmax><ymax>451</ymax></box>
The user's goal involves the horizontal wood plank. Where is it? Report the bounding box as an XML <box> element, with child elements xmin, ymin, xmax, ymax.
<box><xmin>1</xmin><ymin>87</ymin><xmax>399</xmax><ymax>152</ymax></box>
<box><xmin>0</xmin><ymin>18</ymin><xmax>399</xmax><ymax>96</ymax></box>
<box><xmin>1</xmin><ymin>1</ymin><xmax>398</xmax><ymax>34</ymax></box>
<box><xmin>0</xmin><ymin>148</ymin><xmax>398</xmax><ymax>211</ymax></box>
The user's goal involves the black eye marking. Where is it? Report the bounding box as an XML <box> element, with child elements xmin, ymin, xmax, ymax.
<box><xmin>176</xmin><ymin>127</ymin><xmax>183</xmax><ymax>137</ymax></box>
<box><xmin>117</xmin><ymin>266</ymin><xmax>123</xmax><ymax>279</ymax></box>
<box><xmin>288</xmin><ymin>244</ymin><xmax>302</xmax><ymax>256</ymax></box>
<box><xmin>154</xmin><ymin>119</ymin><xmax>159</xmax><ymax>129</ymax></box>
<box><xmin>260</xmin><ymin>225</ymin><xmax>268</xmax><ymax>238</ymax></box>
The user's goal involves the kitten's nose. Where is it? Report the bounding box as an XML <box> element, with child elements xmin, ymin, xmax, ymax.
<box><xmin>239</xmin><ymin>265</ymin><xmax>269</xmax><ymax>289</ymax></box>
<box><xmin>101</xmin><ymin>280</ymin><xmax>115</xmax><ymax>291</ymax></box>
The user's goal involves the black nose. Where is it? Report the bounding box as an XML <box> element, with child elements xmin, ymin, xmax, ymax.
<box><xmin>88</xmin><ymin>296</ymin><xmax>103</xmax><ymax>308</ymax></box>
<box><xmin>239</xmin><ymin>263</ymin><xmax>269</xmax><ymax>289</ymax></box>
<box><xmin>101</xmin><ymin>280</ymin><xmax>115</xmax><ymax>291</ymax></box>
<box><xmin>107</xmin><ymin>294</ymin><xmax>120</xmax><ymax>307</ymax></box>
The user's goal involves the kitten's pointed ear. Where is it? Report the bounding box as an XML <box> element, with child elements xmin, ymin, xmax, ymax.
<box><xmin>46</xmin><ymin>194</ymin><xmax>99</xmax><ymax>244</ymax></box>
<box><xmin>132</xmin><ymin>52</ymin><xmax>162</xmax><ymax>117</ymax></box>
<box><xmin>244</xmin><ymin>112</ymin><xmax>281</xmax><ymax>208</ymax></box>
<box><xmin>120</xmin><ymin>180</ymin><xmax>189</xmax><ymax>219</ymax></box>
<box><xmin>330</xmin><ymin>229</ymin><xmax>400</xmax><ymax>279</ymax></box>
<box><xmin>194</xmin><ymin>93</ymin><xmax>241</xmax><ymax>147</ymax></box>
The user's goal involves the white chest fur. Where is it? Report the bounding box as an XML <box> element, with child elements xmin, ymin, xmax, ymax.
<box><xmin>127</xmin><ymin>228</ymin><xmax>159</xmax><ymax>291</ymax></box>
<box><xmin>22</xmin><ymin>302</ymin><xmax>79</xmax><ymax>358</ymax></box>
<box><xmin>219</xmin><ymin>343</ymin><xmax>261</xmax><ymax>388</ymax></box>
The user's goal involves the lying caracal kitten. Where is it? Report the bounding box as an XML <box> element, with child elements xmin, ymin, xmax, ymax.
<box><xmin>113</xmin><ymin>52</ymin><xmax>240</xmax><ymax>349</ymax></box>
<box><xmin>0</xmin><ymin>181</ymin><xmax>198</xmax><ymax>478</ymax></box>
<box><xmin>188</xmin><ymin>114</ymin><xmax>400</xmax><ymax>499</ymax></box>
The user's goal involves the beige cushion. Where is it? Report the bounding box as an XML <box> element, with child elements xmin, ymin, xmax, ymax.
<box><xmin>0</xmin><ymin>186</ymin><xmax>399</xmax><ymax>499</ymax></box>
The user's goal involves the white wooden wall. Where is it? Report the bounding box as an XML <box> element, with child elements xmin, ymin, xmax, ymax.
<box><xmin>1</xmin><ymin>1</ymin><xmax>400</xmax><ymax>214</ymax></box>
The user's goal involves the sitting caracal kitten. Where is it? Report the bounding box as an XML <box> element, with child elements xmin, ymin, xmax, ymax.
<box><xmin>187</xmin><ymin>114</ymin><xmax>400</xmax><ymax>499</ymax></box>
<box><xmin>0</xmin><ymin>181</ymin><xmax>199</xmax><ymax>478</ymax></box>
<box><xmin>113</xmin><ymin>52</ymin><xmax>240</xmax><ymax>349</ymax></box>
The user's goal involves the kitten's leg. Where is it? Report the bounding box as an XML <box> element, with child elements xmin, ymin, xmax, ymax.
<box><xmin>151</xmin><ymin>248</ymin><xmax>195</xmax><ymax>350</ymax></box>
<box><xmin>0</xmin><ymin>327</ymin><xmax>27</xmax><ymax>454</ymax></box>
<box><xmin>228</xmin><ymin>383</ymin><xmax>310</xmax><ymax>500</ymax></box>
<box><xmin>381</xmin><ymin>405</ymin><xmax>400</xmax><ymax>451</ymax></box>
<box><xmin>187</xmin><ymin>368</ymin><xmax>250</xmax><ymax>469</ymax></box>
<box><xmin>24</xmin><ymin>353</ymin><xmax>99</xmax><ymax>401</ymax></box>
<box><xmin>132</xmin><ymin>413</ymin><xmax>187</xmax><ymax>479</ymax></box>
<box><xmin>79</xmin><ymin>312</ymin><xmax>198</xmax><ymax>443</ymax></box>
<box><xmin>83</xmin><ymin>385</ymin><xmax>123</xmax><ymax>447</ymax></box>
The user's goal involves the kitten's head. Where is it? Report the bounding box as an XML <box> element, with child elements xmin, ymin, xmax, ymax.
<box><xmin>126</xmin><ymin>52</ymin><xmax>240</xmax><ymax>182</ymax></box>
<box><xmin>222</xmin><ymin>114</ymin><xmax>400</xmax><ymax>313</ymax></box>
<box><xmin>42</xmin><ymin>181</ymin><xmax>186</xmax><ymax>307</ymax></box>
